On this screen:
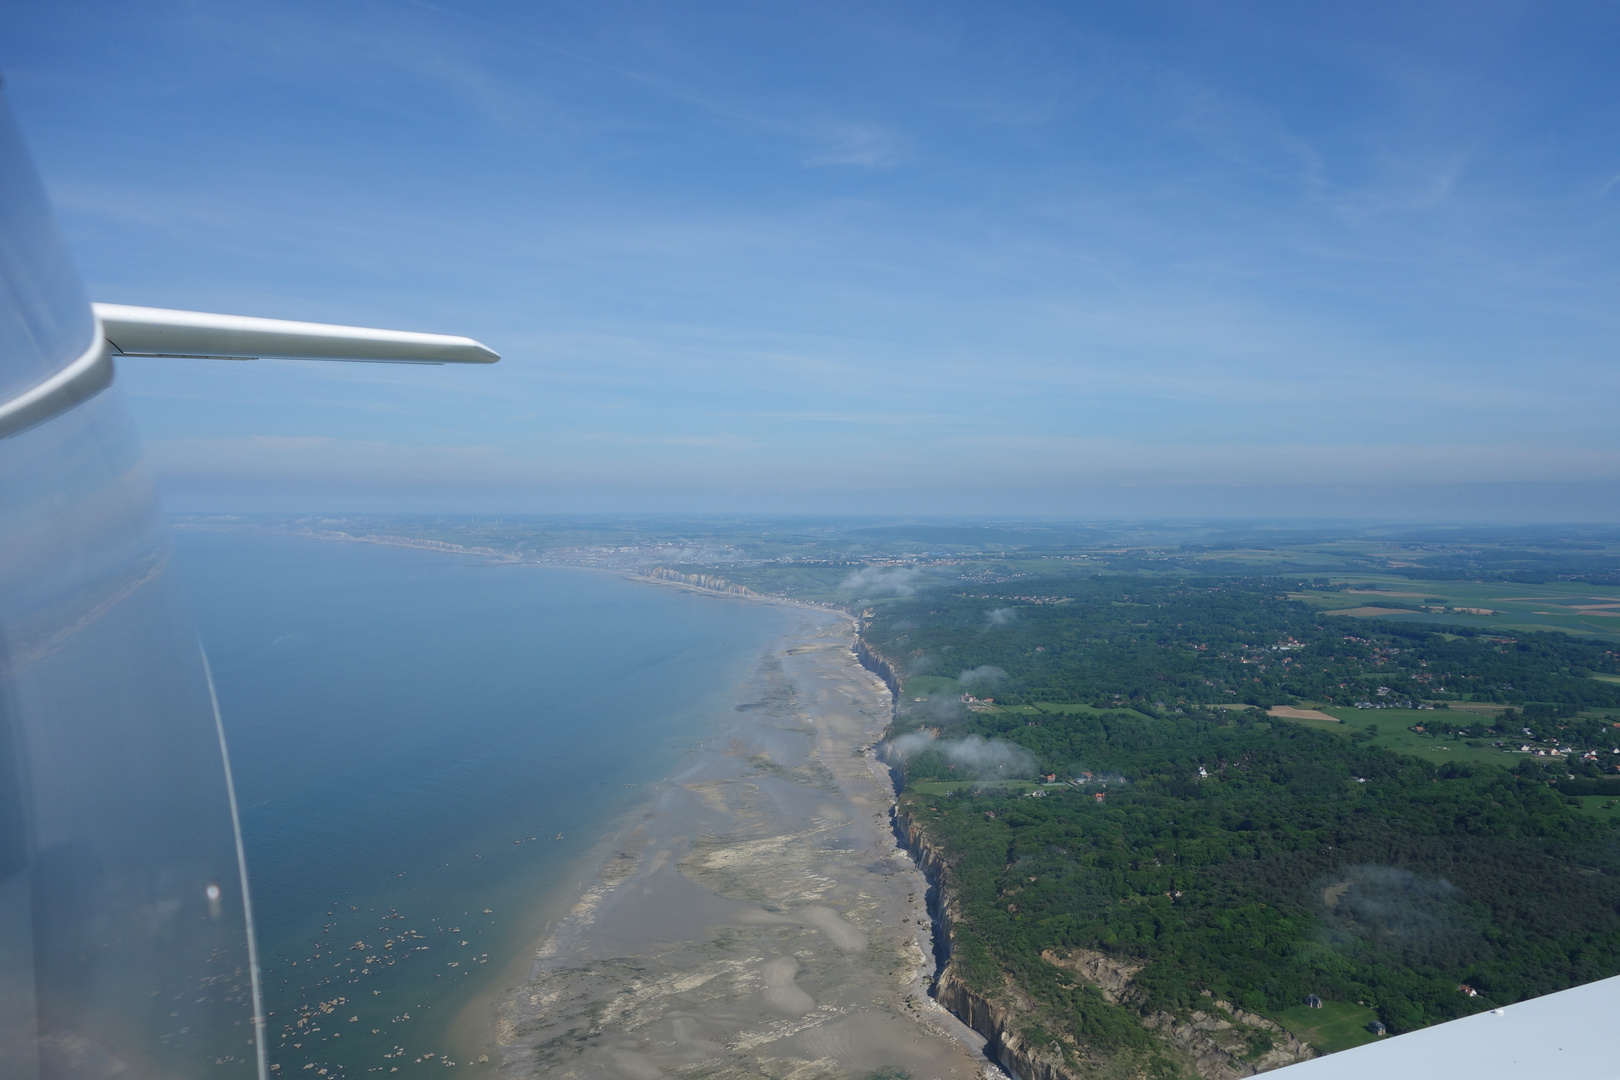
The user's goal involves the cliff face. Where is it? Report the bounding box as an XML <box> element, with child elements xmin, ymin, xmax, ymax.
<box><xmin>853</xmin><ymin>637</ymin><xmax>901</xmax><ymax>708</ymax></box>
<box><xmin>871</xmin><ymin>627</ymin><xmax>1312</xmax><ymax>1079</ymax></box>
<box><xmin>1139</xmin><ymin>1006</ymin><xmax>1315</xmax><ymax>1079</ymax></box>
<box><xmin>891</xmin><ymin>809</ymin><xmax>1315</xmax><ymax>1080</ymax></box>
<box><xmin>893</xmin><ymin>809</ymin><xmax>1078</xmax><ymax>1080</ymax></box>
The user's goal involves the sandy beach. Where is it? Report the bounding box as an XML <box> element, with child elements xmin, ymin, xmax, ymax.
<box><xmin>485</xmin><ymin>605</ymin><xmax>994</xmax><ymax>1079</ymax></box>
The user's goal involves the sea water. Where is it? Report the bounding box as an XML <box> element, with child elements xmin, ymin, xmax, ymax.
<box><xmin>170</xmin><ymin>529</ymin><xmax>792</xmax><ymax>1078</ymax></box>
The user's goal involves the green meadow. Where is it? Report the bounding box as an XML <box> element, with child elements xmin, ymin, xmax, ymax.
<box><xmin>905</xmin><ymin>778</ymin><xmax>1055</xmax><ymax>796</ymax></box>
<box><xmin>1028</xmin><ymin>702</ymin><xmax>1157</xmax><ymax>719</ymax></box>
<box><xmin>1273</xmin><ymin>1000</ymin><xmax>1384</xmax><ymax>1054</ymax></box>
<box><xmin>1270</xmin><ymin>707</ymin><xmax>1520</xmax><ymax>768</ymax></box>
<box><xmin>1285</xmin><ymin>575</ymin><xmax>1620</xmax><ymax>640</ymax></box>
<box><xmin>901</xmin><ymin>674</ymin><xmax>964</xmax><ymax>699</ymax></box>
<box><xmin>1573</xmin><ymin>794</ymin><xmax>1620</xmax><ymax>820</ymax></box>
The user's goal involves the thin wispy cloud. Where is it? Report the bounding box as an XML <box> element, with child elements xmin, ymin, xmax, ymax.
<box><xmin>805</xmin><ymin>123</ymin><xmax>905</xmax><ymax>169</ymax></box>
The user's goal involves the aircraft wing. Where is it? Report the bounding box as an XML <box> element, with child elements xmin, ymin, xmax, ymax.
<box><xmin>93</xmin><ymin>303</ymin><xmax>500</xmax><ymax>364</ymax></box>
<box><xmin>1</xmin><ymin>85</ymin><xmax>507</xmax><ymax>1080</ymax></box>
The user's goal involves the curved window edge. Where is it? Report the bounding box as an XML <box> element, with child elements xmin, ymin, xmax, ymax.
<box><xmin>0</xmin><ymin>316</ymin><xmax>113</xmax><ymax>440</ymax></box>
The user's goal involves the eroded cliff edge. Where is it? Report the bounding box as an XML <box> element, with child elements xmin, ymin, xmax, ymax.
<box><xmin>890</xmin><ymin>809</ymin><xmax>1315</xmax><ymax>1080</ymax></box>
<box><xmin>853</xmin><ymin>635</ymin><xmax>901</xmax><ymax>709</ymax></box>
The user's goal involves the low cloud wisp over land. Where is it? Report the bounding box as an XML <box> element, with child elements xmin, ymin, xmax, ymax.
<box><xmin>957</xmin><ymin>665</ymin><xmax>1007</xmax><ymax>686</ymax></box>
<box><xmin>841</xmin><ymin>565</ymin><xmax>923</xmax><ymax>597</ymax></box>
<box><xmin>887</xmin><ymin>731</ymin><xmax>1036</xmax><ymax>778</ymax></box>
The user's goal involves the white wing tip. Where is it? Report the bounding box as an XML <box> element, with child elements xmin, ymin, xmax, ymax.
<box><xmin>91</xmin><ymin>303</ymin><xmax>500</xmax><ymax>365</ymax></box>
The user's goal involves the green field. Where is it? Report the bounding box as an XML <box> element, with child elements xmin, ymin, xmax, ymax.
<box><xmin>901</xmin><ymin>683</ymin><xmax>1162</xmax><ymax>722</ymax></box>
<box><xmin>1272</xmin><ymin>1000</ymin><xmax>1384</xmax><ymax>1053</ymax></box>
<box><xmin>1272</xmin><ymin>707</ymin><xmax>1518</xmax><ymax>768</ymax></box>
<box><xmin>902</xmin><ymin>675</ymin><xmax>964</xmax><ymax>699</ymax></box>
<box><xmin>1573</xmin><ymin>794</ymin><xmax>1620</xmax><ymax>820</ymax></box>
<box><xmin>905</xmin><ymin>778</ymin><xmax>1054</xmax><ymax>796</ymax></box>
<box><xmin>1029</xmin><ymin>702</ymin><xmax>1159</xmax><ymax>719</ymax></box>
<box><xmin>1285</xmin><ymin>576</ymin><xmax>1620</xmax><ymax>640</ymax></box>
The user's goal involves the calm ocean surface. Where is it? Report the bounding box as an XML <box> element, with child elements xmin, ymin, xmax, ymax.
<box><xmin>171</xmin><ymin>530</ymin><xmax>793</xmax><ymax>1077</ymax></box>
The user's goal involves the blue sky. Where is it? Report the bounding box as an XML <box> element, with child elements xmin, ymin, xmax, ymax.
<box><xmin>4</xmin><ymin>1</ymin><xmax>1619</xmax><ymax>518</ymax></box>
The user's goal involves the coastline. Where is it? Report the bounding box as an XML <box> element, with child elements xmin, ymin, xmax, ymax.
<box><xmin>481</xmin><ymin>606</ymin><xmax>995</xmax><ymax>1079</ymax></box>
<box><xmin>180</xmin><ymin>521</ymin><xmax>990</xmax><ymax>1075</ymax></box>
<box><xmin>194</xmin><ymin>519</ymin><xmax>849</xmax><ymax>622</ymax></box>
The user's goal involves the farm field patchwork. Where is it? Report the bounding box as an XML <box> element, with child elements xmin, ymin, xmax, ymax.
<box><xmin>1286</xmin><ymin>576</ymin><xmax>1620</xmax><ymax>640</ymax></box>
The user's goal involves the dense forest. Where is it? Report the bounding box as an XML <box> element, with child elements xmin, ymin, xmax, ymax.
<box><xmin>871</xmin><ymin>574</ymin><xmax>1620</xmax><ymax>1068</ymax></box>
<box><xmin>899</xmin><ymin>712</ymin><xmax>1620</xmax><ymax>1035</ymax></box>
<box><xmin>867</xmin><ymin>575</ymin><xmax>1620</xmax><ymax>714</ymax></box>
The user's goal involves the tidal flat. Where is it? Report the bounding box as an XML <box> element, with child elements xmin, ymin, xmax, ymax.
<box><xmin>174</xmin><ymin>531</ymin><xmax>809</xmax><ymax>1079</ymax></box>
<box><xmin>489</xmin><ymin>606</ymin><xmax>992</xmax><ymax>1079</ymax></box>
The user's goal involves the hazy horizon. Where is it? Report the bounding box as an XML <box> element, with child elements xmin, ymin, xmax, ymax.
<box><xmin>155</xmin><ymin>481</ymin><xmax>1620</xmax><ymax>524</ymax></box>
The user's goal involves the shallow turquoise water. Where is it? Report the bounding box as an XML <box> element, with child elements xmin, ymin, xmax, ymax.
<box><xmin>171</xmin><ymin>530</ymin><xmax>791</xmax><ymax>1078</ymax></box>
